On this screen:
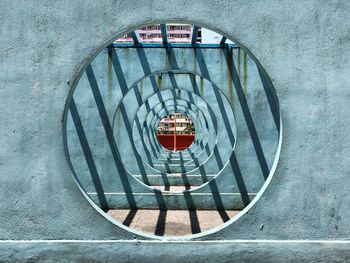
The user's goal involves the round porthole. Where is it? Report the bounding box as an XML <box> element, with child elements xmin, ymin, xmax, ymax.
<box><xmin>63</xmin><ymin>23</ymin><xmax>281</xmax><ymax>237</ymax></box>
<box><xmin>157</xmin><ymin>113</ymin><xmax>195</xmax><ymax>151</ymax></box>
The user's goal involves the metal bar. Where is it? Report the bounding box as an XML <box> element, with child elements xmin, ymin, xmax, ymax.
<box><xmin>154</xmin><ymin>209</ymin><xmax>167</xmax><ymax>236</ymax></box>
<box><xmin>110</xmin><ymin>42</ymin><xmax>239</xmax><ymax>49</ymax></box>
<box><xmin>191</xmin><ymin>26</ymin><xmax>199</xmax><ymax>45</ymax></box>
<box><xmin>256</xmin><ymin>65</ymin><xmax>280</xmax><ymax>130</ymax></box>
<box><xmin>174</xmin><ymin>114</ymin><xmax>177</xmax><ymax>151</ymax></box>
<box><xmin>220</xmin><ymin>36</ymin><xmax>227</xmax><ymax>45</ymax></box>
<box><xmin>118</xmin><ymin>102</ymin><xmax>151</xmax><ymax>185</ymax></box>
<box><xmin>130</xmin><ymin>31</ymin><xmax>141</xmax><ymax>44</ymax></box>
<box><xmin>85</xmin><ymin>64</ymin><xmax>138</xmax><ymax>208</ymax></box>
<box><xmin>160</xmin><ymin>23</ymin><xmax>168</xmax><ymax>45</ymax></box>
<box><xmin>229</xmin><ymin>153</ymin><xmax>251</xmax><ymax>206</ymax></box>
<box><xmin>223</xmin><ymin>48</ymin><xmax>270</xmax><ymax>180</ymax></box>
<box><xmin>110</xmin><ymin>48</ymin><xmax>128</xmax><ymax>95</ymax></box>
<box><xmin>69</xmin><ymin>99</ymin><xmax>109</xmax><ymax>210</ymax></box>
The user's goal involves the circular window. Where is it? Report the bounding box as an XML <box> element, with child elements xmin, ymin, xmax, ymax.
<box><xmin>64</xmin><ymin>23</ymin><xmax>281</xmax><ymax>237</ymax></box>
<box><xmin>157</xmin><ymin>113</ymin><xmax>195</xmax><ymax>151</ymax></box>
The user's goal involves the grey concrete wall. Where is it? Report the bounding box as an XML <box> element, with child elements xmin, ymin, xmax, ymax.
<box><xmin>1</xmin><ymin>0</ymin><xmax>350</xmax><ymax>261</ymax></box>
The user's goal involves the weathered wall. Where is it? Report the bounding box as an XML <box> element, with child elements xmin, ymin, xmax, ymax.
<box><xmin>1</xmin><ymin>0</ymin><xmax>350</xmax><ymax>261</ymax></box>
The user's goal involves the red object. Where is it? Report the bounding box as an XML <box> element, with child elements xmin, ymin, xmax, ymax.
<box><xmin>157</xmin><ymin>134</ymin><xmax>195</xmax><ymax>151</ymax></box>
<box><xmin>174</xmin><ymin>117</ymin><xmax>177</xmax><ymax>151</ymax></box>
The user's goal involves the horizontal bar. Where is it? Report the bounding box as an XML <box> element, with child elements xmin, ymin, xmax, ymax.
<box><xmin>110</xmin><ymin>43</ymin><xmax>239</xmax><ymax>49</ymax></box>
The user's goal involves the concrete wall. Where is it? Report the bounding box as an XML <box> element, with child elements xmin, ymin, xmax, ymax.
<box><xmin>1</xmin><ymin>0</ymin><xmax>350</xmax><ymax>261</ymax></box>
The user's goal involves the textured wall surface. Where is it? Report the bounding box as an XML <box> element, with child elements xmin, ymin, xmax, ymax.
<box><xmin>1</xmin><ymin>0</ymin><xmax>350</xmax><ymax>261</ymax></box>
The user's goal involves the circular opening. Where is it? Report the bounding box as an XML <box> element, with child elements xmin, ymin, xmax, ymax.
<box><xmin>64</xmin><ymin>22</ymin><xmax>281</xmax><ymax>238</ymax></box>
<box><xmin>157</xmin><ymin>113</ymin><xmax>195</xmax><ymax>152</ymax></box>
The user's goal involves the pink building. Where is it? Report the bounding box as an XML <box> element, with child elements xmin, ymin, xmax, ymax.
<box><xmin>115</xmin><ymin>24</ymin><xmax>202</xmax><ymax>43</ymax></box>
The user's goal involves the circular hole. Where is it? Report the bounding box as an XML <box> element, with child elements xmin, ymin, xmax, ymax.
<box><xmin>64</xmin><ymin>22</ymin><xmax>281</xmax><ymax>237</ymax></box>
<box><xmin>157</xmin><ymin>113</ymin><xmax>195</xmax><ymax>152</ymax></box>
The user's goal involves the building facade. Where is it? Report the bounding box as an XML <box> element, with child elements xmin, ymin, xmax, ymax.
<box><xmin>115</xmin><ymin>24</ymin><xmax>202</xmax><ymax>43</ymax></box>
<box><xmin>157</xmin><ymin>113</ymin><xmax>195</xmax><ymax>134</ymax></box>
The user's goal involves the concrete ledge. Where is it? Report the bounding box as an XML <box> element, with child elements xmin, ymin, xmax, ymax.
<box><xmin>88</xmin><ymin>192</ymin><xmax>256</xmax><ymax>209</ymax></box>
<box><xmin>1</xmin><ymin>240</ymin><xmax>349</xmax><ymax>262</ymax></box>
<box><xmin>133</xmin><ymin>174</ymin><xmax>216</xmax><ymax>186</ymax></box>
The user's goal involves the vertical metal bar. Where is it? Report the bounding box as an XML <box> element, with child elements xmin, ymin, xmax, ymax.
<box><xmin>191</xmin><ymin>26</ymin><xmax>199</xmax><ymax>45</ymax></box>
<box><xmin>160</xmin><ymin>23</ymin><xmax>168</xmax><ymax>45</ymax></box>
<box><xmin>220</xmin><ymin>36</ymin><xmax>227</xmax><ymax>45</ymax></box>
